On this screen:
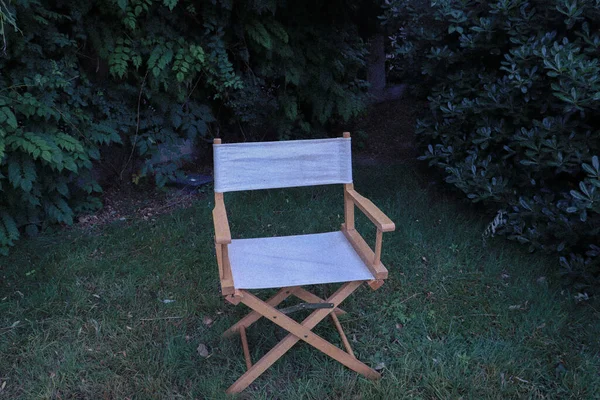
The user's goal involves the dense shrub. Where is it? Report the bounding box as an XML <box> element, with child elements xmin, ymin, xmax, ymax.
<box><xmin>382</xmin><ymin>0</ymin><xmax>600</xmax><ymax>290</ymax></box>
<box><xmin>0</xmin><ymin>0</ymin><xmax>369</xmax><ymax>254</ymax></box>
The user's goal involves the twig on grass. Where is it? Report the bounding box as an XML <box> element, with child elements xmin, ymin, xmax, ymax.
<box><xmin>397</xmin><ymin>292</ymin><xmax>419</xmax><ymax>304</ymax></box>
<box><xmin>0</xmin><ymin>321</ymin><xmax>20</xmax><ymax>333</ymax></box>
<box><xmin>140</xmin><ymin>316</ymin><xmax>184</xmax><ymax>321</ymax></box>
<box><xmin>454</xmin><ymin>313</ymin><xmax>498</xmax><ymax>319</ymax></box>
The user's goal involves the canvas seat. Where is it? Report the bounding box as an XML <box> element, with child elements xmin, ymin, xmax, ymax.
<box><xmin>229</xmin><ymin>231</ymin><xmax>375</xmax><ymax>289</ymax></box>
<box><xmin>212</xmin><ymin>132</ymin><xmax>396</xmax><ymax>393</ymax></box>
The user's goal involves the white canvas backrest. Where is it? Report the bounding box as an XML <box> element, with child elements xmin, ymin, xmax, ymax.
<box><xmin>213</xmin><ymin>138</ymin><xmax>353</xmax><ymax>192</ymax></box>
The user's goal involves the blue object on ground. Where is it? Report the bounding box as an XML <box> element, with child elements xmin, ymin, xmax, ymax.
<box><xmin>169</xmin><ymin>173</ymin><xmax>213</xmax><ymax>193</ymax></box>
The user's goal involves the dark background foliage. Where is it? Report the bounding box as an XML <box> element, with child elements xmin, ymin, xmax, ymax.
<box><xmin>2</xmin><ymin>0</ymin><xmax>599</xmax><ymax>292</ymax></box>
<box><xmin>0</xmin><ymin>0</ymin><xmax>372</xmax><ymax>254</ymax></box>
<box><xmin>382</xmin><ymin>0</ymin><xmax>600</xmax><ymax>291</ymax></box>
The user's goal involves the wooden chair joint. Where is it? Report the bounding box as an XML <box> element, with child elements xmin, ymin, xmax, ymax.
<box><xmin>368</xmin><ymin>279</ymin><xmax>384</xmax><ymax>290</ymax></box>
<box><xmin>342</xmin><ymin>227</ymin><xmax>389</xmax><ymax>280</ymax></box>
<box><xmin>225</xmin><ymin>290</ymin><xmax>243</xmax><ymax>305</ymax></box>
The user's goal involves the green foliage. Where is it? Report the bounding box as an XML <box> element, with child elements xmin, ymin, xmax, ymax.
<box><xmin>0</xmin><ymin>0</ymin><xmax>368</xmax><ymax>254</ymax></box>
<box><xmin>382</xmin><ymin>0</ymin><xmax>600</xmax><ymax>290</ymax></box>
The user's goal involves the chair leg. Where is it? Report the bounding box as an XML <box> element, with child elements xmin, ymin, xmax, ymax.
<box><xmin>226</xmin><ymin>281</ymin><xmax>380</xmax><ymax>394</ymax></box>
<box><xmin>330</xmin><ymin>313</ymin><xmax>355</xmax><ymax>357</ymax></box>
<box><xmin>239</xmin><ymin>325</ymin><xmax>252</xmax><ymax>370</ymax></box>
<box><xmin>240</xmin><ymin>290</ymin><xmax>380</xmax><ymax>378</ymax></box>
<box><xmin>222</xmin><ymin>287</ymin><xmax>297</xmax><ymax>337</ymax></box>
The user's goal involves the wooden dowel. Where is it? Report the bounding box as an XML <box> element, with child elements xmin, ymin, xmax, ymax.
<box><xmin>239</xmin><ymin>325</ymin><xmax>252</xmax><ymax>370</ymax></box>
<box><xmin>330</xmin><ymin>313</ymin><xmax>355</xmax><ymax>358</ymax></box>
<box><xmin>222</xmin><ymin>245</ymin><xmax>232</xmax><ymax>281</ymax></box>
<box><xmin>215</xmin><ymin>244</ymin><xmax>223</xmax><ymax>280</ymax></box>
<box><xmin>373</xmin><ymin>229</ymin><xmax>383</xmax><ymax>267</ymax></box>
<box><xmin>344</xmin><ymin>184</ymin><xmax>355</xmax><ymax>230</ymax></box>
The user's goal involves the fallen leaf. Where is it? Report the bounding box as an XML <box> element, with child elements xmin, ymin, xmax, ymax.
<box><xmin>197</xmin><ymin>343</ymin><xmax>209</xmax><ymax>357</ymax></box>
<box><xmin>509</xmin><ymin>301</ymin><xmax>528</xmax><ymax>311</ymax></box>
<box><xmin>574</xmin><ymin>292</ymin><xmax>589</xmax><ymax>302</ymax></box>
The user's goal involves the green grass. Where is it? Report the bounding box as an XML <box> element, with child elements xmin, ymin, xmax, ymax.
<box><xmin>1</xmin><ymin>165</ymin><xmax>599</xmax><ymax>399</ymax></box>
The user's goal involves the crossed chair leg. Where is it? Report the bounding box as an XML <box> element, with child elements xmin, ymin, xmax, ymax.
<box><xmin>222</xmin><ymin>281</ymin><xmax>381</xmax><ymax>394</ymax></box>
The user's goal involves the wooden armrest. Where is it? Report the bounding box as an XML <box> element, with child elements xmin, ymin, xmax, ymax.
<box><xmin>346</xmin><ymin>189</ymin><xmax>395</xmax><ymax>232</ymax></box>
<box><xmin>213</xmin><ymin>193</ymin><xmax>231</xmax><ymax>244</ymax></box>
<box><xmin>342</xmin><ymin>228</ymin><xmax>388</xmax><ymax>280</ymax></box>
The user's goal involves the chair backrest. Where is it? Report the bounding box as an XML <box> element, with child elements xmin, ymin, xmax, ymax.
<box><xmin>213</xmin><ymin>137</ymin><xmax>352</xmax><ymax>192</ymax></box>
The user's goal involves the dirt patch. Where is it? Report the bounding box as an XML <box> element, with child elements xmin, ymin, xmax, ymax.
<box><xmin>76</xmin><ymin>175</ymin><xmax>210</xmax><ymax>229</ymax></box>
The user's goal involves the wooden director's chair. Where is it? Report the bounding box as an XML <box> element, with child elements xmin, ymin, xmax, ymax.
<box><xmin>212</xmin><ymin>132</ymin><xmax>395</xmax><ymax>393</ymax></box>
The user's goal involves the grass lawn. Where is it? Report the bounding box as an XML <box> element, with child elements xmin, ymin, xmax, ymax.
<box><xmin>1</xmin><ymin>164</ymin><xmax>599</xmax><ymax>399</ymax></box>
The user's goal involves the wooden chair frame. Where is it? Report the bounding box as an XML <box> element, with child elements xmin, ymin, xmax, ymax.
<box><xmin>212</xmin><ymin>132</ymin><xmax>395</xmax><ymax>393</ymax></box>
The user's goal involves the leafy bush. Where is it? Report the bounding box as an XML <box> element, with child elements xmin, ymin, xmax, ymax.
<box><xmin>382</xmin><ymin>0</ymin><xmax>600</xmax><ymax>290</ymax></box>
<box><xmin>0</xmin><ymin>0</ymin><xmax>369</xmax><ymax>254</ymax></box>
